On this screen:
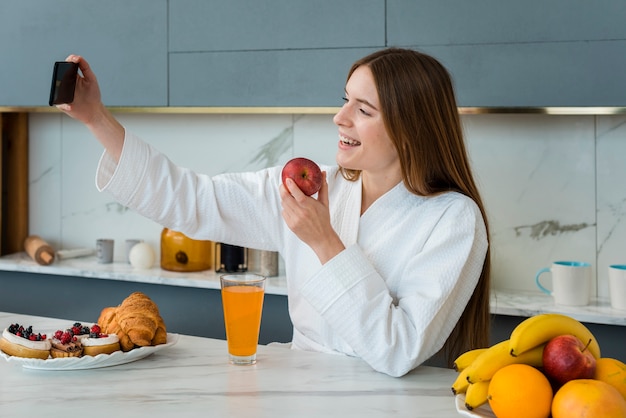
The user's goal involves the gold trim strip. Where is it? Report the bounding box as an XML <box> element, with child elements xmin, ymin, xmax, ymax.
<box><xmin>460</xmin><ymin>107</ymin><xmax>626</xmax><ymax>115</ymax></box>
<box><xmin>0</xmin><ymin>106</ymin><xmax>341</xmax><ymax>115</ymax></box>
<box><xmin>110</xmin><ymin>107</ymin><xmax>343</xmax><ymax>114</ymax></box>
<box><xmin>2</xmin><ymin>106</ymin><xmax>626</xmax><ymax>115</ymax></box>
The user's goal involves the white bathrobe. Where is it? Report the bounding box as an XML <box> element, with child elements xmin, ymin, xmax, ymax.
<box><xmin>96</xmin><ymin>131</ymin><xmax>488</xmax><ymax>377</ymax></box>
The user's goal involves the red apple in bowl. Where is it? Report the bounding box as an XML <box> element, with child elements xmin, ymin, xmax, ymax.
<box><xmin>281</xmin><ymin>157</ymin><xmax>322</xmax><ymax>196</ymax></box>
<box><xmin>542</xmin><ymin>334</ymin><xmax>597</xmax><ymax>386</ymax></box>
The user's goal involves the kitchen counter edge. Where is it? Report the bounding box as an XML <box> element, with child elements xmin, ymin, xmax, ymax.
<box><xmin>1</xmin><ymin>252</ymin><xmax>624</xmax><ymax>326</ymax></box>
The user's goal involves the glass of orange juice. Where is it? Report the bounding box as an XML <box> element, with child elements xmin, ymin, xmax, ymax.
<box><xmin>220</xmin><ymin>273</ymin><xmax>266</xmax><ymax>365</ymax></box>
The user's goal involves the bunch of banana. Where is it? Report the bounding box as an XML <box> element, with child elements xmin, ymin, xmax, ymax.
<box><xmin>451</xmin><ymin>313</ymin><xmax>602</xmax><ymax>411</ymax></box>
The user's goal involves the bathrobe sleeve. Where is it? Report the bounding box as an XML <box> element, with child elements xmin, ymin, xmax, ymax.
<box><xmin>95</xmin><ymin>131</ymin><xmax>285</xmax><ymax>250</ymax></box>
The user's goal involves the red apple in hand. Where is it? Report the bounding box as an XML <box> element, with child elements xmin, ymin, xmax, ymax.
<box><xmin>542</xmin><ymin>334</ymin><xmax>597</xmax><ymax>386</ymax></box>
<box><xmin>281</xmin><ymin>157</ymin><xmax>322</xmax><ymax>196</ymax></box>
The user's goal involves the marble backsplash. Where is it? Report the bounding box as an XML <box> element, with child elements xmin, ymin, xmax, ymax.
<box><xmin>28</xmin><ymin>112</ymin><xmax>626</xmax><ymax>299</ymax></box>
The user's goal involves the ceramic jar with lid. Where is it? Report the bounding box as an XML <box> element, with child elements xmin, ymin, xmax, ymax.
<box><xmin>160</xmin><ymin>228</ymin><xmax>213</xmax><ymax>272</ymax></box>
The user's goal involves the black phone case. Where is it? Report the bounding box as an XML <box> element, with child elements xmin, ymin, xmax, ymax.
<box><xmin>49</xmin><ymin>62</ymin><xmax>78</xmax><ymax>106</ymax></box>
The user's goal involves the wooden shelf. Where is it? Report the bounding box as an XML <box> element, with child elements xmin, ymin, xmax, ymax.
<box><xmin>0</xmin><ymin>112</ymin><xmax>28</xmax><ymax>255</ymax></box>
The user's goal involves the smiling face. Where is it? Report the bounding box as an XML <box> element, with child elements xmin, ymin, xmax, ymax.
<box><xmin>333</xmin><ymin>66</ymin><xmax>401</xmax><ymax>185</ymax></box>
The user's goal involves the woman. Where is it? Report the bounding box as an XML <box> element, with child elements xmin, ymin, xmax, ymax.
<box><xmin>59</xmin><ymin>47</ymin><xmax>490</xmax><ymax>377</ymax></box>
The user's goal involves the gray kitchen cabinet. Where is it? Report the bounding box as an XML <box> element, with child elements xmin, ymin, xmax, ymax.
<box><xmin>1</xmin><ymin>0</ymin><xmax>626</xmax><ymax>107</ymax></box>
<box><xmin>387</xmin><ymin>0</ymin><xmax>626</xmax><ymax>107</ymax></box>
<box><xmin>169</xmin><ymin>47</ymin><xmax>379</xmax><ymax>107</ymax></box>
<box><xmin>167</xmin><ymin>0</ymin><xmax>385</xmax><ymax>107</ymax></box>
<box><xmin>416</xmin><ymin>41</ymin><xmax>626</xmax><ymax>107</ymax></box>
<box><xmin>169</xmin><ymin>0</ymin><xmax>626</xmax><ymax>107</ymax></box>
<box><xmin>0</xmin><ymin>1</ymin><xmax>168</xmax><ymax>107</ymax></box>
<box><xmin>168</xmin><ymin>0</ymin><xmax>384</xmax><ymax>52</ymax></box>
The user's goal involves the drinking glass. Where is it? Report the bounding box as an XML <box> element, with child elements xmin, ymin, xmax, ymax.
<box><xmin>220</xmin><ymin>273</ymin><xmax>266</xmax><ymax>365</ymax></box>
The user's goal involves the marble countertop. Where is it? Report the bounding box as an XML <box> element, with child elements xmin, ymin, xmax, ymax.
<box><xmin>0</xmin><ymin>252</ymin><xmax>288</xmax><ymax>295</ymax></box>
<box><xmin>0</xmin><ymin>311</ymin><xmax>461</xmax><ymax>417</ymax></box>
<box><xmin>2</xmin><ymin>252</ymin><xmax>624</xmax><ymax>326</ymax></box>
<box><xmin>491</xmin><ymin>288</ymin><xmax>626</xmax><ymax>326</ymax></box>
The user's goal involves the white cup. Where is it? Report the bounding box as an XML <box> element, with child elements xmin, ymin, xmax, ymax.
<box><xmin>535</xmin><ymin>261</ymin><xmax>592</xmax><ymax>306</ymax></box>
<box><xmin>608</xmin><ymin>265</ymin><xmax>626</xmax><ymax>311</ymax></box>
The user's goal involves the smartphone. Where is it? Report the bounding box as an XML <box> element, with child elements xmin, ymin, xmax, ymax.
<box><xmin>48</xmin><ymin>61</ymin><xmax>79</xmax><ymax>106</ymax></box>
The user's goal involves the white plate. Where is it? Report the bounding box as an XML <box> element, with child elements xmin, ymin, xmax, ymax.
<box><xmin>455</xmin><ymin>394</ymin><xmax>496</xmax><ymax>418</ymax></box>
<box><xmin>0</xmin><ymin>333</ymin><xmax>178</xmax><ymax>370</ymax></box>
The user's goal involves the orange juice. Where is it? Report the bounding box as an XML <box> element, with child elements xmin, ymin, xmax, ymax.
<box><xmin>221</xmin><ymin>285</ymin><xmax>265</xmax><ymax>356</ymax></box>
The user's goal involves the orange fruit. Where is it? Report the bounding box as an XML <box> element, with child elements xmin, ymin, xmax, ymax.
<box><xmin>594</xmin><ymin>357</ymin><xmax>626</xmax><ymax>399</ymax></box>
<box><xmin>552</xmin><ymin>379</ymin><xmax>626</xmax><ymax>418</ymax></box>
<box><xmin>487</xmin><ymin>364</ymin><xmax>552</xmax><ymax>418</ymax></box>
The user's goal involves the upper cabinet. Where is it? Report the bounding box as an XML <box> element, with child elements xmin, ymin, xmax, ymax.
<box><xmin>387</xmin><ymin>1</ymin><xmax>626</xmax><ymax>107</ymax></box>
<box><xmin>167</xmin><ymin>0</ymin><xmax>385</xmax><ymax>107</ymax></box>
<box><xmin>2</xmin><ymin>0</ymin><xmax>626</xmax><ymax>107</ymax></box>
<box><xmin>0</xmin><ymin>1</ymin><xmax>168</xmax><ymax>107</ymax></box>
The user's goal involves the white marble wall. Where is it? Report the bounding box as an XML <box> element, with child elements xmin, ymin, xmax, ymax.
<box><xmin>28</xmin><ymin>112</ymin><xmax>626</xmax><ymax>299</ymax></box>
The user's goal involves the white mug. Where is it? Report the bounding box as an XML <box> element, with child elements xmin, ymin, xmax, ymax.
<box><xmin>535</xmin><ymin>261</ymin><xmax>592</xmax><ymax>306</ymax></box>
<box><xmin>608</xmin><ymin>265</ymin><xmax>626</xmax><ymax>311</ymax></box>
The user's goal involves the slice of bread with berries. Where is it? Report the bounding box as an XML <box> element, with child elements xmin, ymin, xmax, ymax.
<box><xmin>0</xmin><ymin>323</ymin><xmax>51</xmax><ymax>359</ymax></box>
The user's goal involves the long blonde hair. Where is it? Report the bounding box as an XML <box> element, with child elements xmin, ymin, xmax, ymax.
<box><xmin>340</xmin><ymin>48</ymin><xmax>491</xmax><ymax>367</ymax></box>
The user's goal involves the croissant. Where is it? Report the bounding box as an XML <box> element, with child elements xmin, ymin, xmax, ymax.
<box><xmin>97</xmin><ymin>306</ymin><xmax>134</xmax><ymax>351</ymax></box>
<box><xmin>97</xmin><ymin>292</ymin><xmax>167</xmax><ymax>352</ymax></box>
<box><xmin>116</xmin><ymin>292</ymin><xmax>161</xmax><ymax>346</ymax></box>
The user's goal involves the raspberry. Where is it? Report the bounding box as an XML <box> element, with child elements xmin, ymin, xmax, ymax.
<box><xmin>59</xmin><ymin>331</ymin><xmax>73</xmax><ymax>344</ymax></box>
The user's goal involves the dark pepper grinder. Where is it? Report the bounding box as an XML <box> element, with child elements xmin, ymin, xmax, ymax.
<box><xmin>215</xmin><ymin>243</ymin><xmax>248</xmax><ymax>272</ymax></box>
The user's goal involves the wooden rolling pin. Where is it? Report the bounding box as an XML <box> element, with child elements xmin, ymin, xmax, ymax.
<box><xmin>24</xmin><ymin>235</ymin><xmax>55</xmax><ymax>265</ymax></box>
